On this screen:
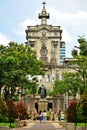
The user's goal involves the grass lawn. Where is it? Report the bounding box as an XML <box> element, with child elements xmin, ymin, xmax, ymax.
<box><xmin>77</xmin><ymin>123</ymin><xmax>87</xmax><ymax>126</ymax></box>
<box><xmin>0</xmin><ymin>122</ymin><xmax>16</xmax><ymax>128</ymax></box>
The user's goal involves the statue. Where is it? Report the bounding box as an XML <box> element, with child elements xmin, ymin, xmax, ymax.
<box><xmin>40</xmin><ymin>84</ymin><xmax>46</xmax><ymax>99</ymax></box>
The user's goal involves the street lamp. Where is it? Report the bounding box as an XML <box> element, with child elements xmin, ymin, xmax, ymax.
<box><xmin>74</xmin><ymin>45</ymin><xmax>87</xmax><ymax>56</ymax></box>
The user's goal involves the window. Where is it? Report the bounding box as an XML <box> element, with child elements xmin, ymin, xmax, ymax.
<box><xmin>60</xmin><ymin>43</ymin><xmax>65</xmax><ymax>48</ymax></box>
<box><xmin>52</xmin><ymin>74</ymin><xmax>55</xmax><ymax>80</ymax></box>
<box><xmin>56</xmin><ymin>73</ymin><xmax>59</xmax><ymax>79</ymax></box>
<box><xmin>29</xmin><ymin>41</ymin><xmax>35</xmax><ymax>48</ymax></box>
<box><xmin>31</xmin><ymin>33</ymin><xmax>34</xmax><ymax>36</ymax></box>
<box><xmin>46</xmin><ymin>74</ymin><xmax>50</xmax><ymax>82</ymax></box>
<box><xmin>54</xmin><ymin>32</ymin><xmax>57</xmax><ymax>36</ymax></box>
<box><xmin>60</xmin><ymin>52</ymin><xmax>65</xmax><ymax>54</ymax></box>
<box><xmin>60</xmin><ymin>48</ymin><xmax>65</xmax><ymax>51</ymax></box>
<box><xmin>60</xmin><ymin>75</ymin><xmax>62</xmax><ymax>80</ymax></box>
<box><xmin>30</xmin><ymin>43</ymin><xmax>34</xmax><ymax>48</ymax></box>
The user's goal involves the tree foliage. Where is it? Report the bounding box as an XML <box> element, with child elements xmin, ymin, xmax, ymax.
<box><xmin>52</xmin><ymin>72</ymin><xmax>81</xmax><ymax>99</ymax></box>
<box><xmin>72</xmin><ymin>37</ymin><xmax>87</xmax><ymax>57</ymax></box>
<box><xmin>0</xmin><ymin>42</ymin><xmax>44</xmax><ymax>100</ymax></box>
<box><xmin>51</xmin><ymin>79</ymin><xmax>67</xmax><ymax>96</ymax></box>
<box><xmin>78</xmin><ymin>37</ymin><xmax>87</xmax><ymax>56</ymax></box>
<box><xmin>71</xmin><ymin>37</ymin><xmax>87</xmax><ymax>95</ymax></box>
<box><xmin>77</xmin><ymin>93</ymin><xmax>87</xmax><ymax>122</ymax></box>
<box><xmin>63</xmin><ymin>72</ymin><xmax>81</xmax><ymax>97</ymax></box>
<box><xmin>0</xmin><ymin>96</ymin><xmax>8</xmax><ymax>117</ymax></box>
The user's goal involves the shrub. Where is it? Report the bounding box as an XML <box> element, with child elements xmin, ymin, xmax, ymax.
<box><xmin>17</xmin><ymin>100</ymin><xmax>28</xmax><ymax>120</ymax></box>
<box><xmin>6</xmin><ymin>98</ymin><xmax>19</xmax><ymax>123</ymax></box>
<box><xmin>66</xmin><ymin>100</ymin><xmax>77</xmax><ymax>122</ymax></box>
<box><xmin>0</xmin><ymin>115</ymin><xmax>9</xmax><ymax>123</ymax></box>
<box><xmin>0</xmin><ymin>97</ymin><xmax>8</xmax><ymax>117</ymax></box>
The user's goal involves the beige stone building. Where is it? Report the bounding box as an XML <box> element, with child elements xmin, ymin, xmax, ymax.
<box><xmin>25</xmin><ymin>2</ymin><xmax>75</xmax><ymax>113</ymax></box>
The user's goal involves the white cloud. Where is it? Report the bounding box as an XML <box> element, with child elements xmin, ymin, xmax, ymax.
<box><xmin>16</xmin><ymin>8</ymin><xmax>87</xmax><ymax>40</ymax></box>
<box><xmin>15</xmin><ymin>6</ymin><xmax>87</xmax><ymax>57</ymax></box>
<box><xmin>47</xmin><ymin>7</ymin><xmax>87</xmax><ymax>57</ymax></box>
<box><xmin>0</xmin><ymin>32</ymin><xmax>10</xmax><ymax>46</ymax></box>
<box><xmin>48</xmin><ymin>8</ymin><xmax>87</xmax><ymax>27</ymax></box>
<box><xmin>15</xmin><ymin>19</ymin><xmax>37</xmax><ymax>36</ymax></box>
<box><xmin>15</xmin><ymin>17</ymin><xmax>72</xmax><ymax>43</ymax></box>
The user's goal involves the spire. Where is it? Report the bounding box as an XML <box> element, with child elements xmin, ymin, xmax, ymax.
<box><xmin>38</xmin><ymin>1</ymin><xmax>50</xmax><ymax>25</ymax></box>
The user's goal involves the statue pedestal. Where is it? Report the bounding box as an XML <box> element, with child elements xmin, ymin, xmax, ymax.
<box><xmin>38</xmin><ymin>99</ymin><xmax>48</xmax><ymax>112</ymax></box>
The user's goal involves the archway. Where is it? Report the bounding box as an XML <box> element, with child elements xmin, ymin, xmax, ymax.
<box><xmin>48</xmin><ymin>102</ymin><xmax>53</xmax><ymax>111</ymax></box>
<box><xmin>35</xmin><ymin>103</ymin><xmax>38</xmax><ymax>113</ymax></box>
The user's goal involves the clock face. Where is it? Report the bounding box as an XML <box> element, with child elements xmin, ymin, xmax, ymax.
<box><xmin>40</xmin><ymin>49</ymin><xmax>48</xmax><ymax>56</ymax></box>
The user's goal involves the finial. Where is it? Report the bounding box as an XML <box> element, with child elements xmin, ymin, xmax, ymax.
<box><xmin>42</xmin><ymin>1</ymin><xmax>46</xmax><ymax>9</ymax></box>
<box><xmin>38</xmin><ymin>1</ymin><xmax>49</xmax><ymax>24</ymax></box>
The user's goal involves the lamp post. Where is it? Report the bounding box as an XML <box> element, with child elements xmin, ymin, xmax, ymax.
<box><xmin>74</xmin><ymin>45</ymin><xmax>87</xmax><ymax>56</ymax></box>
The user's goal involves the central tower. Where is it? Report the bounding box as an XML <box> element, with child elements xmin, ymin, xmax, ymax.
<box><xmin>26</xmin><ymin>1</ymin><xmax>65</xmax><ymax>67</ymax></box>
<box><xmin>25</xmin><ymin>1</ymin><xmax>65</xmax><ymax>90</ymax></box>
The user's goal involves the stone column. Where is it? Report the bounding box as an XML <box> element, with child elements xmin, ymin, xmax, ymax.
<box><xmin>24</xmin><ymin>95</ymin><xmax>31</xmax><ymax>112</ymax></box>
<box><xmin>53</xmin><ymin>97</ymin><xmax>57</xmax><ymax>112</ymax></box>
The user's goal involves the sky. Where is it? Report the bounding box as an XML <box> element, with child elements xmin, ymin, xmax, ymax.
<box><xmin>0</xmin><ymin>0</ymin><xmax>87</xmax><ymax>57</ymax></box>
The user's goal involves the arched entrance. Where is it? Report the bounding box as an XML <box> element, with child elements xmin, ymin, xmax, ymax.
<box><xmin>35</xmin><ymin>103</ymin><xmax>38</xmax><ymax>112</ymax></box>
<box><xmin>48</xmin><ymin>102</ymin><xmax>53</xmax><ymax>111</ymax></box>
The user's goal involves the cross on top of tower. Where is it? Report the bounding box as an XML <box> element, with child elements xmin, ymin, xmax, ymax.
<box><xmin>38</xmin><ymin>1</ymin><xmax>50</xmax><ymax>25</ymax></box>
<box><xmin>42</xmin><ymin>1</ymin><xmax>46</xmax><ymax>9</ymax></box>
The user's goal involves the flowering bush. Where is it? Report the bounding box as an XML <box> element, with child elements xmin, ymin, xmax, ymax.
<box><xmin>66</xmin><ymin>100</ymin><xmax>77</xmax><ymax>122</ymax></box>
<box><xmin>17</xmin><ymin>100</ymin><xmax>28</xmax><ymax>120</ymax></box>
<box><xmin>6</xmin><ymin>98</ymin><xmax>19</xmax><ymax>123</ymax></box>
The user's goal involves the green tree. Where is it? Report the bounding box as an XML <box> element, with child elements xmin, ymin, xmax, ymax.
<box><xmin>77</xmin><ymin>93</ymin><xmax>87</xmax><ymax>129</ymax></box>
<box><xmin>62</xmin><ymin>72</ymin><xmax>81</xmax><ymax>100</ymax></box>
<box><xmin>52</xmin><ymin>72</ymin><xmax>81</xmax><ymax>101</ymax></box>
<box><xmin>72</xmin><ymin>37</ymin><xmax>87</xmax><ymax>57</ymax></box>
<box><xmin>0</xmin><ymin>96</ymin><xmax>8</xmax><ymax>121</ymax></box>
<box><xmin>0</xmin><ymin>42</ymin><xmax>44</xmax><ymax>100</ymax></box>
<box><xmin>71</xmin><ymin>37</ymin><xmax>87</xmax><ymax>95</ymax></box>
<box><xmin>78</xmin><ymin>37</ymin><xmax>87</xmax><ymax>56</ymax></box>
<box><xmin>78</xmin><ymin>93</ymin><xmax>87</xmax><ymax>122</ymax></box>
<box><xmin>0</xmin><ymin>55</ymin><xmax>5</xmax><ymax>96</ymax></box>
<box><xmin>52</xmin><ymin>79</ymin><xmax>67</xmax><ymax>96</ymax></box>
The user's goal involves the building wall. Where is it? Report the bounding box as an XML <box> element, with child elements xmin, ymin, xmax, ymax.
<box><xmin>24</xmin><ymin>2</ymin><xmax>75</xmax><ymax>112</ymax></box>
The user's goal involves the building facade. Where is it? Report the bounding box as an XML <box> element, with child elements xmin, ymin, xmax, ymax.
<box><xmin>25</xmin><ymin>2</ymin><xmax>75</xmax><ymax>113</ymax></box>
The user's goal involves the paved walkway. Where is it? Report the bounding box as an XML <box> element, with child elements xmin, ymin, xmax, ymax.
<box><xmin>11</xmin><ymin>121</ymin><xmax>66</xmax><ymax>130</ymax></box>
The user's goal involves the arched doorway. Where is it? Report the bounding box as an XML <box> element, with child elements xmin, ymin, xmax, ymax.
<box><xmin>35</xmin><ymin>103</ymin><xmax>38</xmax><ymax>113</ymax></box>
<box><xmin>48</xmin><ymin>102</ymin><xmax>53</xmax><ymax>111</ymax></box>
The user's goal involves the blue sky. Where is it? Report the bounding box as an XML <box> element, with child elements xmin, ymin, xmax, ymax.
<box><xmin>0</xmin><ymin>0</ymin><xmax>87</xmax><ymax>57</ymax></box>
